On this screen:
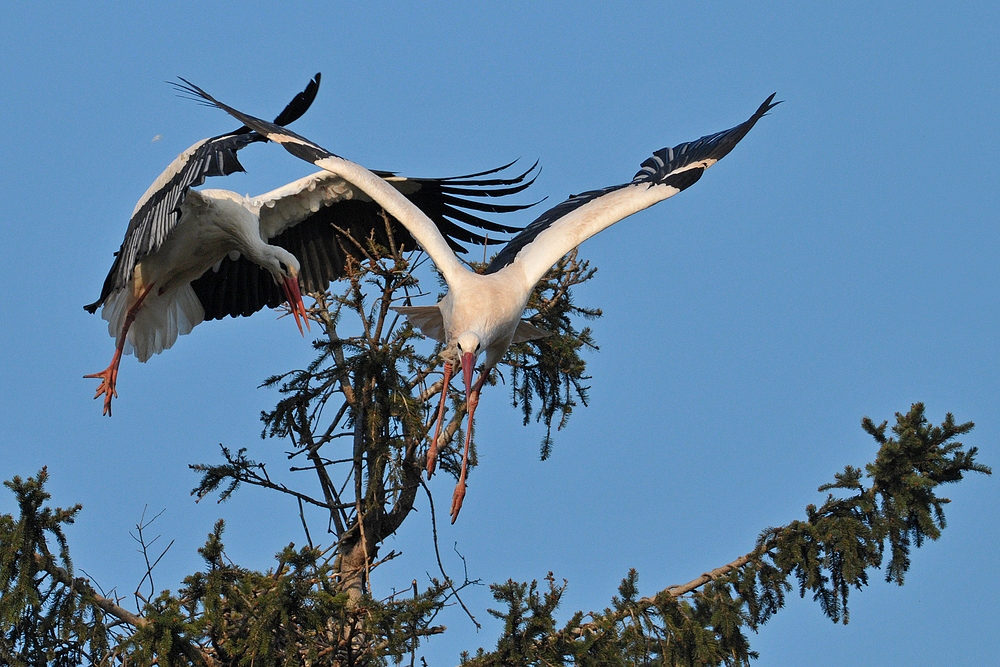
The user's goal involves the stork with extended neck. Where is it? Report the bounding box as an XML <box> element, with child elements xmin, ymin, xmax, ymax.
<box><xmin>177</xmin><ymin>79</ymin><xmax>778</xmax><ymax>521</ymax></box>
<box><xmin>85</xmin><ymin>74</ymin><xmax>535</xmax><ymax>416</ymax></box>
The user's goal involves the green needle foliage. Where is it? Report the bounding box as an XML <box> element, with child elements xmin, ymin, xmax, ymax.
<box><xmin>114</xmin><ymin>520</ymin><xmax>449</xmax><ymax>666</ymax></box>
<box><xmin>0</xmin><ymin>230</ymin><xmax>991</xmax><ymax>665</ymax></box>
<box><xmin>0</xmin><ymin>469</ymin><xmax>110</xmax><ymax>666</ymax></box>
<box><xmin>502</xmin><ymin>252</ymin><xmax>600</xmax><ymax>460</ymax></box>
<box><xmin>462</xmin><ymin>404</ymin><xmax>990</xmax><ymax>666</ymax></box>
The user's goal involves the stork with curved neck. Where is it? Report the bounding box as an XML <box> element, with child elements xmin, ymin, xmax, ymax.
<box><xmin>85</xmin><ymin>188</ymin><xmax>309</xmax><ymax>415</ymax></box>
<box><xmin>84</xmin><ymin>76</ymin><xmax>323</xmax><ymax>416</ymax></box>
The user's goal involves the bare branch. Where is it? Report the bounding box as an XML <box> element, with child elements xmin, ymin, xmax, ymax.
<box><xmin>420</xmin><ymin>479</ymin><xmax>480</xmax><ymax>629</ymax></box>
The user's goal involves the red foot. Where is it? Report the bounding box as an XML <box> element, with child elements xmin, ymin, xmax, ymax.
<box><xmin>426</xmin><ymin>442</ymin><xmax>439</xmax><ymax>478</ymax></box>
<box><xmin>86</xmin><ymin>283</ymin><xmax>152</xmax><ymax>417</ymax></box>
<box><xmin>84</xmin><ymin>364</ymin><xmax>119</xmax><ymax>416</ymax></box>
<box><xmin>450</xmin><ymin>476</ymin><xmax>467</xmax><ymax>524</ymax></box>
<box><xmin>449</xmin><ymin>375</ymin><xmax>485</xmax><ymax>523</ymax></box>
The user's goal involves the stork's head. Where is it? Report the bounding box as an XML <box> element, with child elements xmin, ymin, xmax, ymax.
<box><xmin>456</xmin><ymin>331</ymin><xmax>481</xmax><ymax>398</ymax></box>
<box><xmin>263</xmin><ymin>246</ymin><xmax>309</xmax><ymax>335</ymax></box>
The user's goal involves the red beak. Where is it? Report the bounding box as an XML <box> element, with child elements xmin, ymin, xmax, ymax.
<box><xmin>462</xmin><ymin>351</ymin><xmax>475</xmax><ymax>400</ymax></box>
<box><xmin>281</xmin><ymin>273</ymin><xmax>310</xmax><ymax>335</ymax></box>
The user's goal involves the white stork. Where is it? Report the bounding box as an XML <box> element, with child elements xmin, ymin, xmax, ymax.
<box><xmin>177</xmin><ymin>79</ymin><xmax>778</xmax><ymax>520</ymax></box>
<box><xmin>85</xmin><ymin>74</ymin><xmax>536</xmax><ymax>416</ymax></box>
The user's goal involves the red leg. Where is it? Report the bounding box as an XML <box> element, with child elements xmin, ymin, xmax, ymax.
<box><xmin>450</xmin><ymin>372</ymin><xmax>487</xmax><ymax>523</ymax></box>
<box><xmin>426</xmin><ymin>361</ymin><xmax>453</xmax><ymax>478</ymax></box>
<box><xmin>84</xmin><ymin>284</ymin><xmax>154</xmax><ymax>416</ymax></box>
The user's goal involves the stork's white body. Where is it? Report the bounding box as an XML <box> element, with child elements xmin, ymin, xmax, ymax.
<box><xmin>437</xmin><ymin>269</ymin><xmax>535</xmax><ymax>368</ymax></box>
<box><xmin>101</xmin><ymin>189</ymin><xmax>298</xmax><ymax>362</ymax></box>
<box><xmin>141</xmin><ymin>191</ymin><xmax>263</xmax><ymax>294</ymax></box>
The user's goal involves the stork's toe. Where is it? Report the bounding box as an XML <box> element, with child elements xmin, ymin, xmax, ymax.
<box><xmin>450</xmin><ymin>478</ymin><xmax>467</xmax><ymax>523</ymax></box>
<box><xmin>84</xmin><ymin>367</ymin><xmax>118</xmax><ymax>416</ymax></box>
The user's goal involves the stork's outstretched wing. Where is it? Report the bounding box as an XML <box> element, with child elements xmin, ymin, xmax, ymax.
<box><xmin>190</xmin><ymin>161</ymin><xmax>538</xmax><ymax>320</ymax></box>
<box><xmin>484</xmin><ymin>94</ymin><xmax>779</xmax><ymax>287</ymax></box>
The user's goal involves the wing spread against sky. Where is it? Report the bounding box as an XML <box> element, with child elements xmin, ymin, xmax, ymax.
<box><xmin>2</xmin><ymin>5</ymin><xmax>998</xmax><ymax>666</ymax></box>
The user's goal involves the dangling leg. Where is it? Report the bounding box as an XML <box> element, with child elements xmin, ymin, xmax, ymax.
<box><xmin>426</xmin><ymin>361</ymin><xmax>453</xmax><ymax>477</ymax></box>
<box><xmin>85</xmin><ymin>284</ymin><xmax>154</xmax><ymax>416</ymax></box>
<box><xmin>450</xmin><ymin>371</ymin><xmax>488</xmax><ymax>523</ymax></box>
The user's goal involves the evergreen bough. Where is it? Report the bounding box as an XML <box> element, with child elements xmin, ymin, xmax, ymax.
<box><xmin>1</xmin><ymin>234</ymin><xmax>990</xmax><ymax>665</ymax></box>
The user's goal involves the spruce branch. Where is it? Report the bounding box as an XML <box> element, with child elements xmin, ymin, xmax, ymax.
<box><xmin>464</xmin><ymin>405</ymin><xmax>989</xmax><ymax>666</ymax></box>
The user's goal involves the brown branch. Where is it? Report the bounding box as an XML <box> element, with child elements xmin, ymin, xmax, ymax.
<box><xmin>652</xmin><ymin>528</ymin><xmax>781</xmax><ymax>602</ymax></box>
<box><xmin>234</xmin><ymin>466</ymin><xmax>352</xmax><ymax>513</ymax></box>
<box><xmin>420</xmin><ymin>479</ymin><xmax>480</xmax><ymax>629</ymax></box>
<box><xmin>313</xmin><ymin>292</ymin><xmax>356</xmax><ymax>406</ymax></box>
<box><xmin>406</xmin><ymin>354</ymin><xmax>442</xmax><ymax>393</ymax></box>
<box><xmin>372</xmin><ymin>625</ymin><xmax>446</xmax><ymax>657</ymax></box>
<box><xmin>310</xmin><ymin>450</ymin><xmax>349</xmax><ymax>535</ymax></box>
<box><xmin>658</xmin><ymin>550</ymin><xmax>759</xmax><ymax>600</ymax></box>
<box><xmin>356</xmin><ymin>497</ymin><xmax>372</xmax><ymax>597</ymax></box>
<box><xmin>346</xmin><ymin>259</ymin><xmax>373</xmax><ymax>341</ymax></box>
<box><xmin>37</xmin><ymin>554</ymin><xmax>147</xmax><ymax>628</ymax></box>
<box><xmin>37</xmin><ymin>554</ymin><xmax>218</xmax><ymax>665</ymax></box>
<box><xmin>569</xmin><ymin>538</ymin><xmax>776</xmax><ymax>641</ymax></box>
<box><xmin>381</xmin><ymin>444</ymin><xmax>422</xmax><ymax>539</ymax></box>
<box><xmin>316</xmin><ymin>400</ymin><xmax>351</xmax><ymax>447</ymax></box>
<box><xmin>295</xmin><ymin>399</ymin><xmax>349</xmax><ymax>536</ymax></box>
<box><xmin>372</xmin><ymin>227</ymin><xmax>398</xmax><ymax>344</ymax></box>
<box><xmin>433</xmin><ymin>411</ymin><xmax>465</xmax><ymax>457</ymax></box>
<box><xmin>419</xmin><ymin>378</ymin><xmax>445</xmax><ymax>405</ymax></box>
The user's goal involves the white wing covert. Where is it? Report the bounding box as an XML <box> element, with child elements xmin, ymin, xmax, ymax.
<box><xmin>485</xmin><ymin>94</ymin><xmax>780</xmax><ymax>289</ymax></box>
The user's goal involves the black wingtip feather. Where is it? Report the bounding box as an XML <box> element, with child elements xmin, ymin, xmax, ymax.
<box><xmin>755</xmin><ymin>93</ymin><xmax>781</xmax><ymax>119</ymax></box>
<box><xmin>438</xmin><ymin>194</ymin><xmax>539</xmax><ymax>216</ymax></box>
<box><xmin>439</xmin><ymin>176</ymin><xmax>539</xmax><ymax>198</ymax></box>
<box><xmin>631</xmin><ymin>93</ymin><xmax>780</xmax><ymax>185</ymax></box>
<box><xmin>434</xmin><ymin>160</ymin><xmax>541</xmax><ymax>189</ymax></box>
<box><xmin>272</xmin><ymin>73</ymin><xmax>322</xmax><ymax>127</ymax></box>
<box><xmin>434</xmin><ymin>158</ymin><xmax>521</xmax><ymax>181</ymax></box>
<box><xmin>439</xmin><ymin>205</ymin><xmax>524</xmax><ymax>234</ymax></box>
<box><xmin>169</xmin><ymin>79</ymin><xmax>218</xmax><ymax>108</ymax></box>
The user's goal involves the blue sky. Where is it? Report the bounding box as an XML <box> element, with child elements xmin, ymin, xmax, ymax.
<box><xmin>2</xmin><ymin>3</ymin><xmax>998</xmax><ymax>664</ymax></box>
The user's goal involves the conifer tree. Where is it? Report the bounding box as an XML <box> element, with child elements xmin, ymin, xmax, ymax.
<box><xmin>1</xmin><ymin>228</ymin><xmax>990</xmax><ymax>665</ymax></box>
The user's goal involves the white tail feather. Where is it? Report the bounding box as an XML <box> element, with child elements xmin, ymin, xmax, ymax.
<box><xmin>511</xmin><ymin>320</ymin><xmax>551</xmax><ymax>343</ymax></box>
<box><xmin>391</xmin><ymin>305</ymin><xmax>445</xmax><ymax>342</ymax></box>
<box><xmin>102</xmin><ymin>285</ymin><xmax>206</xmax><ymax>362</ymax></box>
